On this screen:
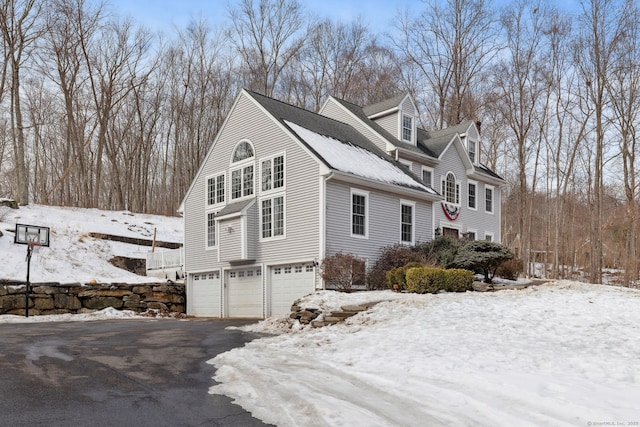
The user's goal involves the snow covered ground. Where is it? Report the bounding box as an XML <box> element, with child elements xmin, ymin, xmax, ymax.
<box><xmin>209</xmin><ymin>281</ymin><xmax>640</xmax><ymax>427</ymax></box>
<box><xmin>2</xmin><ymin>205</ymin><xmax>639</xmax><ymax>426</ymax></box>
<box><xmin>0</xmin><ymin>204</ymin><xmax>182</xmax><ymax>284</ymax></box>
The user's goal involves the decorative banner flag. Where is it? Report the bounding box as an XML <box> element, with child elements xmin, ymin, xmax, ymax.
<box><xmin>442</xmin><ymin>202</ymin><xmax>460</xmax><ymax>221</ymax></box>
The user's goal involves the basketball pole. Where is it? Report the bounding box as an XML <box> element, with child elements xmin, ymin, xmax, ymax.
<box><xmin>25</xmin><ymin>244</ymin><xmax>33</xmax><ymax>318</ymax></box>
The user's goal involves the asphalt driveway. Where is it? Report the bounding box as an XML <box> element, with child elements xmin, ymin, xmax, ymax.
<box><xmin>0</xmin><ymin>318</ymin><xmax>272</xmax><ymax>427</ymax></box>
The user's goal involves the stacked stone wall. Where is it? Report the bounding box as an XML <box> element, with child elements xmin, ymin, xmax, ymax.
<box><xmin>0</xmin><ymin>281</ymin><xmax>185</xmax><ymax>316</ymax></box>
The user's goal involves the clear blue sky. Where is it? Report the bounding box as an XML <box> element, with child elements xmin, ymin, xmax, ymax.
<box><xmin>107</xmin><ymin>0</ymin><xmax>413</xmax><ymax>34</ymax></box>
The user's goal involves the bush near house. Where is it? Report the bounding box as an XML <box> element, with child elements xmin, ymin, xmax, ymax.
<box><xmin>367</xmin><ymin>244</ymin><xmax>426</xmax><ymax>290</ymax></box>
<box><xmin>386</xmin><ymin>262</ymin><xmax>423</xmax><ymax>291</ymax></box>
<box><xmin>452</xmin><ymin>241</ymin><xmax>515</xmax><ymax>283</ymax></box>
<box><xmin>496</xmin><ymin>258</ymin><xmax>523</xmax><ymax>280</ymax></box>
<box><xmin>416</xmin><ymin>235</ymin><xmax>462</xmax><ymax>268</ymax></box>
<box><xmin>405</xmin><ymin>267</ymin><xmax>474</xmax><ymax>294</ymax></box>
<box><xmin>321</xmin><ymin>252</ymin><xmax>366</xmax><ymax>291</ymax></box>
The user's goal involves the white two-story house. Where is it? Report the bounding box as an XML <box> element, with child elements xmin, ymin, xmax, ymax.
<box><xmin>181</xmin><ymin>90</ymin><xmax>504</xmax><ymax>318</ymax></box>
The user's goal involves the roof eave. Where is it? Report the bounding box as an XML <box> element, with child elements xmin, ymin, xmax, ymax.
<box><xmin>325</xmin><ymin>170</ymin><xmax>443</xmax><ymax>201</ymax></box>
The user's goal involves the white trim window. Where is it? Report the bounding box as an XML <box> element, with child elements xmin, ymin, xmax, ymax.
<box><xmin>261</xmin><ymin>154</ymin><xmax>285</xmax><ymax>192</ymax></box>
<box><xmin>261</xmin><ymin>195</ymin><xmax>285</xmax><ymax>239</ymax></box>
<box><xmin>441</xmin><ymin>172</ymin><xmax>460</xmax><ymax>205</ymax></box>
<box><xmin>402</xmin><ymin>114</ymin><xmax>413</xmax><ymax>143</ymax></box>
<box><xmin>421</xmin><ymin>166</ymin><xmax>433</xmax><ymax>188</ymax></box>
<box><xmin>230</xmin><ymin>140</ymin><xmax>255</xmax><ymax>200</ymax></box>
<box><xmin>468</xmin><ymin>180</ymin><xmax>477</xmax><ymax>210</ymax></box>
<box><xmin>466</xmin><ymin>229</ymin><xmax>477</xmax><ymax>241</ymax></box>
<box><xmin>485</xmin><ymin>232</ymin><xmax>494</xmax><ymax>242</ymax></box>
<box><xmin>206</xmin><ymin>212</ymin><xmax>217</xmax><ymax>248</ymax></box>
<box><xmin>400</xmin><ymin>200</ymin><xmax>415</xmax><ymax>244</ymax></box>
<box><xmin>485</xmin><ymin>185</ymin><xmax>494</xmax><ymax>214</ymax></box>
<box><xmin>468</xmin><ymin>139</ymin><xmax>477</xmax><ymax>164</ymax></box>
<box><xmin>207</xmin><ymin>174</ymin><xmax>225</xmax><ymax>205</ymax></box>
<box><xmin>351</xmin><ymin>189</ymin><xmax>368</xmax><ymax>238</ymax></box>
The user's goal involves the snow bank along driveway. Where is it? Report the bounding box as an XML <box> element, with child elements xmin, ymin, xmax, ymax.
<box><xmin>208</xmin><ymin>281</ymin><xmax>640</xmax><ymax>427</ymax></box>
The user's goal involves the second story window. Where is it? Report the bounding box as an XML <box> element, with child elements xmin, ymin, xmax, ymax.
<box><xmin>261</xmin><ymin>154</ymin><xmax>285</xmax><ymax>192</ymax></box>
<box><xmin>230</xmin><ymin>140</ymin><xmax>255</xmax><ymax>200</ymax></box>
<box><xmin>442</xmin><ymin>172</ymin><xmax>460</xmax><ymax>205</ymax></box>
<box><xmin>468</xmin><ymin>181</ymin><xmax>477</xmax><ymax>210</ymax></box>
<box><xmin>469</xmin><ymin>140</ymin><xmax>477</xmax><ymax>164</ymax></box>
<box><xmin>402</xmin><ymin>115</ymin><xmax>413</xmax><ymax>142</ymax></box>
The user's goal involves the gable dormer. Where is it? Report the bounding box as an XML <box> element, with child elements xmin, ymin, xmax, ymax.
<box><xmin>459</xmin><ymin>121</ymin><xmax>481</xmax><ymax>166</ymax></box>
<box><xmin>363</xmin><ymin>93</ymin><xmax>418</xmax><ymax>146</ymax></box>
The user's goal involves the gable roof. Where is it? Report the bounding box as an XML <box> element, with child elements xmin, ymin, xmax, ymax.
<box><xmin>362</xmin><ymin>92</ymin><xmax>409</xmax><ymax>117</ymax></box>
<box><xmin>328</xmin><ymin>96</ymin><xmax>436</xmax><ymax>158</ymax></box>
<box><xmin>246</xmin><ymin>91</ymin><xmax>438</xmax><ymax>195</ymax></box>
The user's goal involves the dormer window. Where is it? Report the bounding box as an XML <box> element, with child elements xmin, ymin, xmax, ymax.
<box><xmin>469</xmin><ymin>140</ymin><xmax>477</xmax><ymax>164</ymax></box>
<box><xmin>402</xmin><ymin>114</ymin><xmax>413</xmax><ymax>143</ymax></box>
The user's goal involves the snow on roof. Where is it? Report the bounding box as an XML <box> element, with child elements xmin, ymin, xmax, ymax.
<box><xmin>285</xmin><ymin>121</ymin><xmax>436</xmax><ymax>194</ymax></box>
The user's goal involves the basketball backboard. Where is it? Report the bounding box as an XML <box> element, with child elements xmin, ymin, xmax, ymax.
<box><xmin>14</xmin><ymin>223</ymin><xmax>50</xmax><ymax>247</ymax></box>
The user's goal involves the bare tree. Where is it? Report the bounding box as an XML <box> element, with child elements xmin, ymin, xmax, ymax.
<box><xmin>0</xmin><ymin>0</ymin><xmax>43</xmax><ymax>205</ymax></box>
<box><xmin>227</xmin><ymin>0</ymin><xmax>305</xmax><ymax>97</ymax></box>
<box><xmin>605</xmin><ymin>0</ymin><xmax>640</xmax><ymax>285</ymax></box>
<box><xmin>394</xmin><ymin>0</ymin><xmax>499</xmax><ymax>129</ymax></box>
<box><xmin>574</xmin><ymin>0</ymin><xmax>628</xmax><ymax>284</ymax></box>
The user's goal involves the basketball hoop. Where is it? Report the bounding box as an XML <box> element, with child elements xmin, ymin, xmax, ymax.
<box><xmin>14</xmin><ymin>223</ymin><xmax>50</xmax><ymax>317</ymax></box>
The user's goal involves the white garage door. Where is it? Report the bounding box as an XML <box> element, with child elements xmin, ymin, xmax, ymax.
<box><xmin>227</xmin><ymin>267</ymin><xmax>263</xmax><ymax>318</ymax></box>
<box><xmin>189</xmin><ymin>271</ymin><xmax>221</xmax><ymax>317</ymax></box>
<box><xmin>270</xmin><ymin>264</ymin><xmax>316</xmax><ymax>316</ymax></box>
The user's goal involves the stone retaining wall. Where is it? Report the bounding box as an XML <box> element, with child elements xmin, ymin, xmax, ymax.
<box><xmin>0</xmin><ymin>281</ymin><xmax>185</xmax><ymax>316</ymax></box>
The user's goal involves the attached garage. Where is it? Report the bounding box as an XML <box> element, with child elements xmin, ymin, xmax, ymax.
<box><xmin>227</xmin><ymin>267</ymin><xmax>263</xmax><ymax>318</ymax></box>
<box><xmin>189</xmin><ymin>271</ymin><xmax>222</xmax><ymax>317</ymax></box>
<box><xmin>270</xmin><ymin>263</ymin><xmax>316</xmax><ymax>316</ymax></box>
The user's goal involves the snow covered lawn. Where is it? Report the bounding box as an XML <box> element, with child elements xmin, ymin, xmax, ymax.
<box><xmin>208</xmin><ymin>281</ymin><xmax>640</xmax><ymax>426</ymax></box>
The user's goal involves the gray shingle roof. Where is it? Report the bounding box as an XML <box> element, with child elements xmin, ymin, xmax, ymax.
<box><xmin>362</xmin><ymin>92</ymin><xmax>408</xmax><ymax>116</ymax></box>
<box><xmin>246</xmin><ymin>91</ymin><xmax>433</xmax><ymax>194</ymax></box>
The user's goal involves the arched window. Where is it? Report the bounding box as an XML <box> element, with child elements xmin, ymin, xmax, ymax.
<box><xmin>232</xmin><ymin>141</ymin><xmax>254</xmax><ymax>162</ymax></box>
<box><xmin>442</xmin><ymin>172</ymin><xmax>460</xmax><ymax>204</ymax></box>
<box><xmin>230</xmin><ymin>141</ymin><xmax>255</xmax><ymax>199</ymax></box>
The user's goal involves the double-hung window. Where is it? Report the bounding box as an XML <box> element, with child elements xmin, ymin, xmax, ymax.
<box><xmin>468</xmin><ymin>181</ymin><xmax>477</xmax><ymax>210</ymax></box>
<box><xmin>351</xmin><ymin>189</ymin><xmax>368</xmax><ymax>237</ymax></box>
<box><xmin>485</xmin><ymin>185</ymin><xmax>494</xmax><ymax>213</ymax></box>
<box><xmin>400</xmin><ymin>201</ymin><xmax>414</xmax><ymax>244</ymax></box>
<box><xmin>422</xmin><ymin>167</ymin><xmax>433</xmax><ymax>188</ymax></box>
<box><xmin>468</xmin><ymin>140</ymin><xmax>477</xmax><ymax>164</ymax></box>
<box><xmin>261</xmin><ymin>195</ymin><xmax>284</xmax><ymax>239</ymax></box>
<box><xmin>402</xmin><ymin>114</ymin><xmax>413</xmax><ymax>142</ymax></box>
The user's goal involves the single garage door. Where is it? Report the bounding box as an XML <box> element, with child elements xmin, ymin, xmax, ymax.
<box><xmin>189</xmin><ymin>271</ymin><xmax>222</xmax><ymax>317</ymax></box>
<box><xmin>270</xmin><ymin>264</ymin><xmax>316</xmax><ymax>316</ymax></box>
<box><xmin>227</xmin><ymin>267</ymin><xmax>263</xmax><ymax>318</ymax></box>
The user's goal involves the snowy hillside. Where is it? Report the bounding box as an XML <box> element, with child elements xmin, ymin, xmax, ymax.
<box><xmin>209</xmin><ymin>281</ymin><xmax>640</xmax><ymax>427</ymax></box>
<box><xmin>0</xmin><ymin>204</ymin><xmax>182</xmax><ymax>284</ymax></box>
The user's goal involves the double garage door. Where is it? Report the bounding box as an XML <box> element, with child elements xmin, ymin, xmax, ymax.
<box><xmin>190</xmin><ymin>263</ymin><xmax>315</xmax><ymax>318</ymax></box>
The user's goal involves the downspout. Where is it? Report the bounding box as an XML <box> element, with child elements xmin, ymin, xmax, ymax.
<box><xmin>318</xmin><ymin>172</ymin><xmax>334</xmax><ymax>290</ymax></box>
